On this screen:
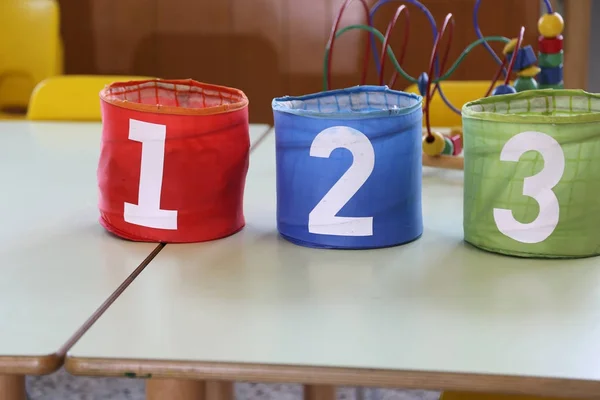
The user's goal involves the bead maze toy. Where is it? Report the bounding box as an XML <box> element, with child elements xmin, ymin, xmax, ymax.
<box><xmin>298</xmin><ymin>0</ymin><xmax>599</xmax><ymax>258</ymax></box>
<box><xmin>98</xmin><ymin>79</ymin><xmax>250</xmax><ymax>243</ymax></box>
<box><xmin>322</xmin><ymin>0</ymin><xmax>566</xmax><ymax>170</ymax></box>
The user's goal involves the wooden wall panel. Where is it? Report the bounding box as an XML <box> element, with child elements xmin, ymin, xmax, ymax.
<box><xmin>229</xmin><ymin>0</ymin><xmax>286</xmax><ymax>122</ymax></box>
<box><xmin>285</xmin><ymin>0</ymin><xmax>364</xmax><ymax>97</ymax></box>
<box><xmin>287</xmin><ymin>0</ymin><xmax>328</xmax><ymax>77</ymax></box>
<box><xmin>329</xmin><ymin>0</ymin><xmax>368</xmax><ymax>77</ymax></box>
<box><xmin>92</xmin><ymin>0</ymin><xmax>156</xmax><ymax>75</ymax></box>
<box><xmin>58</xmin><ymin>0</ymin><xmax>97</xmax><ymax>73</ymax></box>
<box><xmin>155</xmin><ymin>0</ymin><xmax>233</xmax><ymax>82</ymax></box>
<box><xmin>564</xmin><ymin>0</ymin><xmax>591</xmax><ymax>89</ymax></box>
<box><xmin>57</xmin><ymin>0</ymin><xmax>540</xmax><ymax>123</ymax></box>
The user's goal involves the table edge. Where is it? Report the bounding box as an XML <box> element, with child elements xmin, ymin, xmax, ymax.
<box><xmin>63</xmin><ymin>123</ymin><xmax>575</xmax><ymax>396</ymax></box>
<box><xmin>250</xmin><ymin>127</ymin><xmax>273</xmax><ymax>151</ymax></box>
<box><xmin>64</xmin><ymin>357</ymin><xmax>600</xmax><ymax>398</ymax></box>
<box><xmin>0</xmin><ymin>243</ymin><xmax>165</xmax><ymax>376</ymax></box>
<box><xmin>0</xmin><ymin>354</ymin><xmax>62</xmax><ymax>375</ymax></box>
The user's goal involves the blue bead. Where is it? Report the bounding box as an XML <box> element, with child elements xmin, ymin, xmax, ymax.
<box><xmin>417</xmin><ymin>72</ymin><xmax>429</xmax><ymax>96</ymax></box>
<box><xmin>491</xmin><ymin>84</ymin><xmax>517</xmax><ymax>96</ymax></box>
<box><xmin>512</xmin><ymin>45</ymin><xmax>537</xmax><ymax>71</ymax></box>
<box><xmin>538</xmin><ymin>66</ymin><xmax>563</xmax><ymax>85</ymax></box>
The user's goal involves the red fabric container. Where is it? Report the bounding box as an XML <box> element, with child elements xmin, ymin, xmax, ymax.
<box><xmin>98</xmin><ymin>79</ymin><xmax>250</xmax><ymax>243</ymax></box>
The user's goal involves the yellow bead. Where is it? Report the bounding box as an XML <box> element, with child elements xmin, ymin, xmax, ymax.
<box><xmin>422</xmin><ymin>131</ymin><xmax>446</xmax><ymax>156</ymax></box>
<box><xmin>503</xmin><ymin>39</ymin><xmax>518</xmax><ymax>55</ymax></box>
<box><xmin>516</xmin><ymin>65</ymin><xmax>541</xmax><ymax>78</ymax></box>
<box><xmin>538</xmin><ymin>13</ymin><xmax>564</xmax><ymax>38</ymax></box>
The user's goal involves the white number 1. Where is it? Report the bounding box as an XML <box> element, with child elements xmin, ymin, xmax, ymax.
<box><xmin>493</xmin><ymin>131</ymin><xmax>565</xmax><ymax>243</ymax></box>
<box><xmin>308</xmin><ymin>126</ymin><xmax>375</xmax><ymax>236</ymax></box>
<box><xmin>124</xmin><ymin>119</ymin><xmax>178</xmax><ymax>230</ymax></box>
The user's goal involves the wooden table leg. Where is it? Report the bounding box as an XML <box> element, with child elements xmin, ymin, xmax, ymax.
<box><xmin>205</xmin><ymin>381</ymin><xmax>233</xmax><ymax>400</ymax></box>
<box><xmin>146</xmin><ymin>378</ymin><xmax>205</xmax><ymax>400</ymax></box>
<box><xmin>304</xmin><ymin>385</ymin><xmax>336</xmax><ymax>400</ymax></box>
<box><xmin>0</xmin><ymin>375</ymin><xmax>26</xmax><ymax>400</ymax></box>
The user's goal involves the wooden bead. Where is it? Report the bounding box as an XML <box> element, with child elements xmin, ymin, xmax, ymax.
<box><xmin>516</xmin><ymin>65</ymin><xmax>541</xmax><ymax>78</ymax></box>
<box><xmin>450</xmin><ymin>134</ymin><xmax>462</xmax><ymax>156</ymax></box>
<box><xmin>514</xmin><ymin>76</ymin><xmax>538</xmax><ymax>92</ymax></box>
<box><xmin>539</xmin><ymin>35</ymin><xmax>563</xmax><ymax>53</ymax></box>
<box><xmin>503</xmin><ymin>39</ymin><xmax>518</xmax><ymax>55</ymax></box>
<box><xmin>538</xmin><ymin>66</ymin><xmax>563</xmax><ymax>85</ymax></box>
<box><xmin>422</xmin><ymin>131</ymin><xmax>446</xmax><ymax>156</ymax></box>
<box><xmin>417</xmin><ymin>72</ymin><xmax>428</xmax><ymax>96</ymax></box>
<box><xmin>538</xmin><ymin>12</ymin><xmax>565</xmax><ymax>38</ymax></box>
<box><xmin>491</xmin><ymin>84</ymin><xmax>516</xmax><ymax>96</ymax></box>
<box><xmin>449</xmin><ymin>126</ymin><xmax>463</xmax><ymax>141</ymax></box>
<box><xmin>538</xmin><ymin>50</ymin><xmax>563</xmax><ymax>67</ymax></box>
<box><xmin>442</xmin><ymin>136</ymin><xmax>454</xmax><ymax>155</ymax></box>
<box><xmin>512</xmin><ymin>46</ymin><xmax>537</xmax><ymax>71</ymax></box>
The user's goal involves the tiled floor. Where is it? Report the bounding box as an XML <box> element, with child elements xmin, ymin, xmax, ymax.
<box><xmin>26</xmin><ymin>368</ymin><xmax>441</xmax><ymax>400</ymax></box>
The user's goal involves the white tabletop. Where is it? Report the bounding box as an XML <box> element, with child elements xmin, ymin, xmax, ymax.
<box><xmin>0</xmin><ymin>121</ymin><xmax>269</xmax><ymax>375</ymax></box>
<box><xmin>67</xmin><ymin>129</ymin><xmax>600</xmax><ymax>397</ymax></box>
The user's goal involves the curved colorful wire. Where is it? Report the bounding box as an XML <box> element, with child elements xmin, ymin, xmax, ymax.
<box><xmin>424</xmin><ymin>13</ymin><xmax>455</xmax><ymax>140</ymax></box>
<box><xmin>504</xmin><ymin>27</ymin><xmax>526</xmax><ymax>85</ymax></box>
<box><xmin>325</xmin><ymin>0</ymin><xmax>374</xmax><ymax>91</ymax></box>
<box><xmin>369</xmin><ymin>0</ymin><xmax>437</xmax><ymax>74</ymax></box>
<box><xmin>324</xmin><ymin>0</ymin><xmax>525</xmax><ymax>120</ymax></box>
<box><xmin>473</xmin><ymin>0</ymin><xmax>506</xmax><ymax>76</ymax></box>
<box><xmin>369</xmin><ymin>0</ymin><xmax>459</xmax><ymax>113</ymax></box>
<box><xmin>323</xmin><ymin>24</ymin><xmax>510</xmax><ymax>91</ymax></box>
<box><xmin>472</xmin><ymin>0</ymin><xmax>552</xmax><ymax>77</ymax></box>
<box><xmin>379</xmin><ymin>5</ymin><xmax>410</xmax><ymax>86</ymax></box>
<box><xmin>484</xmin><ymin>58</ymin><xmax>508</xmax><ymax>97</ymax></box>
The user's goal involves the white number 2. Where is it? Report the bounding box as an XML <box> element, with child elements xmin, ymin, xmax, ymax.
<box><xmin>493</xmin><ymin>131</ymin><xmax>565</xmax><ymax>243</ymax></box>
<box><xmin>308</xmin><ymin>126</ymin><xmax>375</xmax><ymax>236</ymax></box>
<box><xmin>124</xmin><ymin>119</ymin><xmax>178</xmax><ymax>230</ymax></box>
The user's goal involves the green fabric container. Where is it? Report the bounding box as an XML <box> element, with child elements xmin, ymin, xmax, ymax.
<box><xmin>462</xmin><ymin>89</ymin><xmax>600</xmax><ymax>258</ymax></box>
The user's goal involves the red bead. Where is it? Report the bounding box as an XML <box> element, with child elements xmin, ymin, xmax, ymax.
<box><xmin>538</xmin><ymin>35</ymin><xmax>563</xmax><ymax>53</ymax></box>
<box><xmin>450</xmin><ymin>134</ymin><xmax>462</xmax><ymax>156</ymax></box>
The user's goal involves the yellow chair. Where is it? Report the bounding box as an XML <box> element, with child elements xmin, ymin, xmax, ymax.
<box><xmin>0</xmin><ymin>0</ymin><xmax>62</xmax><ymax>115</ymax></box>
<box><xmin>405</xmin><ymin>80</ymin><xmax>505</xmax><ymax>127</ymax></box>
<box><xmin>27</xmin><ymin>75</ymin><xmax>154</xmax><ymax>121</ymax></box>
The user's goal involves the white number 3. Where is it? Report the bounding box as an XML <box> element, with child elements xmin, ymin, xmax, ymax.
<box><xmin>493</xmin><ymin>131</ymin><xmax>565</xmax><ymax>243</ymax></box>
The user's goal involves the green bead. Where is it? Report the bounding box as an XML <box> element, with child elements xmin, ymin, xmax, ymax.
<box><xmin>539</xmin><ymin>82</ymin><xmax>564</xmax><ymax>89</ymax></box>
<box><xmin>514</xmin><ymin>76</ymin><xmax>538</xmax><ymax>92</ymax></box>
<box><xmin>442</xmin><ymin>136</ymin><xmax>454</xmax><ymax>155</ymax></box>
<box><xmin>538</xmin><ymin>51</ymin><xmax>563</xmax><ymax>68</ymax></box>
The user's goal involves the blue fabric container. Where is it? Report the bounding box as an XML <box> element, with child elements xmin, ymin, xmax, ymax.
<box><xmin>272</xmin><ymin>85</ymin><xmax>423</xmax><ymax>249</ymax></box>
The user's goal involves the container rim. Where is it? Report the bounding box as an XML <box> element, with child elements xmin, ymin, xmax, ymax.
<box><xmin>272</xmin><ymin>85</ymin><xmax>422</xmax><ymax>119</ymax></box>
<box><xmin>462</xmin><ymin>89</ymin><xmax>600</xmax><ymax>124</ymax></box>
<box><xmin>100</xmin><ymin>79</ymin><xmax>248</xmax><ymax>116</ymax></box>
